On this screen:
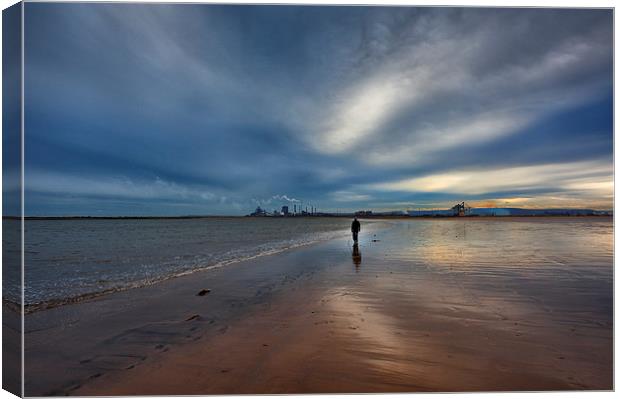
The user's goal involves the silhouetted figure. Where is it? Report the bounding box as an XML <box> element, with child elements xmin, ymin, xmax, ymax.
<box><xmin>351</xmin><ymin>218</ymin><xmax>361</xmax><ymax>242</ymax></box>
<box><xmin>352</xmin><ymin>243</ymin><xmax>362</xmax><ymax>269</ymax></box>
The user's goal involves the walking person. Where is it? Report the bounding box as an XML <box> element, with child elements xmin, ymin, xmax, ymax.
<box><xmin>351</xmin><ymin>217</ymin><xmax>361</xmax><ymax>243</ymax></box>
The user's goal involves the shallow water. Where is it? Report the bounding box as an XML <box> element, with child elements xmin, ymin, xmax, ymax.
<box><xmin>14</xmin><ymin>217</ymin><xmax>359</xmax><ymax>306</ymax></box>
<box><xmin>9</xmin><ymin>216</ymin><xmax>613</xmax><ymax>316</ymax></box>
<box><xmin>335</xmin><ymin>217</ymin><xmax>613</xmax><ymax>390</ymax></box>
<box><xmin>357</xmin><ymin>218</ymin><xmax>613</xmax><ymax>335</ymax></box>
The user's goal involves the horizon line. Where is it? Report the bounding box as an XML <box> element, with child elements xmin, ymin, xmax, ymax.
<box><xmin>3</xmin><ymin>206</ymin><xmax>613</xmax><ymax>220</ymax></box>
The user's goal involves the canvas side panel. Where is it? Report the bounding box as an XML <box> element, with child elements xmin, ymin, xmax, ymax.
<box><xmin>2</xmin><ymin>2</ymin><xmax>23</xmax><ymax>397</ymax></box>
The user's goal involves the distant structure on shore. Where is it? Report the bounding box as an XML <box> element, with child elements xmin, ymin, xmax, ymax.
<box><xmin>247</xmin><ymin>202</ymin><xmax>611</xmax><ymax>217</ymax></box>
<box><xmin>247</xmin><ymin>202</ymin><xmax>613</xmax><ymax>218</ymax></box>
<box><xmin>451</xmin><ymin>202</ymin><xmax>471</xmax><ymax>216</ymax></box>
<box><xmin>248</xmin><ymin>203</ymin><xmax>322</xmax><ymax>217</ymax></box>
<box><xmin>407</xmin><ymin>204</ymin><xmax>611</xmax><ymax>217</ymax></box>
<box><xmin>249</xmin><ymin>206</ymin><xmax>267</xmax><ymax>216</ymax></box>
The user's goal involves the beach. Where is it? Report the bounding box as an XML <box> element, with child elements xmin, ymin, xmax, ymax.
<box><xmin>8</xmin><ymin>3</ymin><xmax>614</xmax><ymax>396</ymax></box>
<box><xmin>22</xmin><ymin>217</ymin><xmax>613</xmax><ymax>395</ymax></box>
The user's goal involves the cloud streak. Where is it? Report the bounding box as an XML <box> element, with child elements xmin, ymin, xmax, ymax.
<box><xmin>21</xmin><ymin>5</ymin><xmax>613</xmax><ymax>215</ymax></box>
<box><xmin>306</xmin><ymin>9</ymin><xmax>611</xmax><ymax>169</ymax></box>
<box><xmin>367</xmin><ymin>160</ymin><xmax>612</xmax><ymax>200</ymax></box>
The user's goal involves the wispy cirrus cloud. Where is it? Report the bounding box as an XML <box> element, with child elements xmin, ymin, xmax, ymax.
<box><xmin>367</xmin><ymin>160</ymin><xmax>612</xmax><ymax>198</ymax></box>
<box><xmin>26</xmin><ymin>171</ymin><xmax>222</xmax><ymax>202</ymax></box>
<box><xmin>22</xmin><ymin>5</ymin><xmax>613</xmax><ymax>215</ymax></box>
<box><xmin>305</xmin><ymin>9</ymin><xmax>611</xmax><ymax>169</ymax></box>
<box><xmin>330</xmin><ymin>191</ymin><xmax>373</xmax><ymax>203</ymax></box>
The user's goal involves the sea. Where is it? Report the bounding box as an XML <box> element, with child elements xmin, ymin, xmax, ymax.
<box><xmin>2</xmin><ymin>216</ymin><xmax>613</xmax><ymax>314</ymax></box>
<box><xmin>4</xmin><ymin>217</ymin><xmax>357</xmax><ymax>308</ymax></box>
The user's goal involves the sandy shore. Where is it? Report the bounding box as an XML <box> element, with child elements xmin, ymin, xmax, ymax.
<box><xmin>24</xmin><ymin>218</ymin><xmax>612</xmax><ymax>395</ymax></box>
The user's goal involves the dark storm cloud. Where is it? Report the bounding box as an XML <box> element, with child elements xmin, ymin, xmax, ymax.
<box><xmin>22</xmin><ymin>4</ymin><xmax>613</xmax><ymax>215</ymax></box>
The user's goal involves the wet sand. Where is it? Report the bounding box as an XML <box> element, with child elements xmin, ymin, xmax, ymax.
<box><xmin>24</xmin><ymin>217</ymin><xmax>613</xmax><ymax>395</ymax></box>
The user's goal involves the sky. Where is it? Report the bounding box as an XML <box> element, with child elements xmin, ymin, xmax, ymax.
<box><xmin>16</xmin><ymin>4</ymin><xmax>613</xmax><ymax>216</ymax></box>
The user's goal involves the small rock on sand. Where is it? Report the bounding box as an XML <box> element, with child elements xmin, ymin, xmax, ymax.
<box><xmin>197</xmin><ymin>289</ymin><xmax>211</xmax><ymax>296</ymax></box>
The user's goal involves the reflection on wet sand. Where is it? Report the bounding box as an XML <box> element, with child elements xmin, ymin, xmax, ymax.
<box><xmin>332</xmin><ymin>218</ymin><xmax>612</xmax><ymax>390</ymax></box>
<box><xmin>61</xmin><ymin>217</ymin><xmax>611</xmax><ymax>394</ymax></box>
<box><xmin>352</xmin><ymin>243</ymin><xmax>362</xmax><ymax>269</ymax></box>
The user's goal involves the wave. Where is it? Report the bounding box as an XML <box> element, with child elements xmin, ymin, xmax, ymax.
<box><xmin>15</xmin><ymin>227</ymin><xmax>354</xmax><ymax>314</ymax></box>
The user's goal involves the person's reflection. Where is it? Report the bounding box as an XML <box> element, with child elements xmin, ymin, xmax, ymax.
<box><xmin>352</xmin><ymin>243</ymin><xmax>362</xmax><ymax>270</ymax></box>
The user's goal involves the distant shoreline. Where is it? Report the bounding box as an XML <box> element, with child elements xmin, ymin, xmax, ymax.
<box><xmin>2</xmin><ymin>214</ymin><xmax>613</xmax><ymax>221</ymax></box>
<box><xmin>5</xmin><ymin>215</ymin><xmax>245</xmax><ymax>220</ymax></box>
